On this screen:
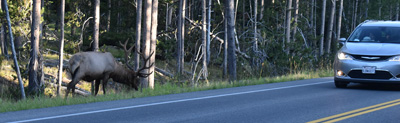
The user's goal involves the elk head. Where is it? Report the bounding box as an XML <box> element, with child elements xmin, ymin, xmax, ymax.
<box><xmin>119</xmin><ymin>39</ymin><xmax>154</xmax><ymax>90</ymax></box>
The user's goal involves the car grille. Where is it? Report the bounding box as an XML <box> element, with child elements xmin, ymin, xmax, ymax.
<box><xmin>350</xmin><ymin>55</ymin><xmax>393</xmax><ymax>61</ymax></box>
<box><xmin>348</xmin><ymin>70</ymin><xmax>393</xmax><ymax>79</ymax></box>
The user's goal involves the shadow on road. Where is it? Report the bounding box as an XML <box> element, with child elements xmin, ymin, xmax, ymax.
<box><xmin>346</xmin><ymin>83</ymin><xmax>400</xmax><ymax>91</ymax></box>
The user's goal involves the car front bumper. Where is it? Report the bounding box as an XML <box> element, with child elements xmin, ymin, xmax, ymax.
<box><xmin>334</xmin><ymin>58</ymin><xmax>400</xmax><ymax>83</ymax></box>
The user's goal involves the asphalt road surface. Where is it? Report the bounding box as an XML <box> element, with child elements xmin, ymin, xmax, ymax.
<box><xmin>2</xmin><ymin>77</ymin><xmax>400</xmax><ymax>123</ymax></box>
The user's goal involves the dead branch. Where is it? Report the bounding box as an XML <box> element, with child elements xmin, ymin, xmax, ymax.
<box><xmin>79</xmin><ymin>17</ymin><xmax>93</xmax><ymax>51</ymax></box>
<box><xmin>185</xmin><ymin>17</ymin><xmax>224</xmax><ymax>44</ymax></box>
<box><xmin>186</xmin><ymin>17</ymin><xmax>250</xmax><ymax>59</ymax></box>
<box><xmin>155</xmin><ymin>67</ymin><xmax>174</xmax><ymax>78</ymax></box>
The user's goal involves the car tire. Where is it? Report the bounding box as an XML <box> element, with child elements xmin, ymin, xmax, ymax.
<box><xmin>335</xmin><ymin>81</ymin><xmax>349</xmax><ymax>88</ymax></box>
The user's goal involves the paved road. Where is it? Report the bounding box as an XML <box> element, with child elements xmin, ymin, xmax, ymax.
<box><xmin>2</xmin><ymin>77</ymin><xmax>400</xmax><ymax>123</ymax></box>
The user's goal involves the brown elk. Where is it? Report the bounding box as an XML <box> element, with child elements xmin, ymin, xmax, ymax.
<box><xmin>65</xmin><ymin>39</ymin><xmax>153</xmax><ymax>97</ymax></box>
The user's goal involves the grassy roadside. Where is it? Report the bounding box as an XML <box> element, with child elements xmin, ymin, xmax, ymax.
<box><xmin>0</xmin><ymin>68</ymin><xmax>333</xmax><ymax>113</ymax></box>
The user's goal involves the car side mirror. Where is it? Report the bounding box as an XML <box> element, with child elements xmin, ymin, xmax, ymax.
<box><xmin>338</xmin><ymin>38</ymin><xmax>346</xmax><ymax>45</ymax></box>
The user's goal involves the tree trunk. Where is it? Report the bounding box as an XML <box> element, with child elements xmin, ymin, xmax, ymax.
<box><xmin>0</xmin><ymin>26</ymin><xmax>3</xmax><ymax>56</ymax></box>
<box><xmin>312</xmin><ymin>0</ymin><xmax>316</xmax><ymax>40</ymax></box>
<box><xmin>3</xmin><ymin>0</ymin><xmax>25</xmax><ymax>99</ymax></box>
<box><xmin>93</xmin><ymin>0</ymin><xmax>100</xmax><ymax>51</ymax></box>
<box><xmin>337</xmin><ymin>0</ymin><xmax>343</xmax><ymax>40</ymax></box>
<box><xmin>28</xmin><ymin>0</ymin><xmax>42</xmax><ymax>95</ymax></box>
<box><xmin>292</xmin><ymin>0</ymin><xmax>299</xmax><ymax>42</ymax></box>
<box><xmin>285</xmin><ymin>0</ymin><xmax>292</xmax><ymax>53</ymax></box>
<box><xmin>379</xmin><ymin>0</ymin><xmax>382</xmax><ymax>19</ymax></box>
<box><xmin>1</xmin><ymin>1</ymin><xmax>8</xmax><ymax>59</ymax></box>
<box><xmin>365</xmin><ymin>0</ymin><xmax>369</xmax><ymax>19</ymax></box>
<box><xmin>226</xmin><ymin>0</ymin><xmax>236</xmax><ymax>82</ymax></box>
<box><xmin>319</xmin><ymin>0</ymin><xmax>326</xmax><ymax>56</ymax></box>
<box><xmin>0</xmin><ymin>0</ymin><xmax>2</xmax><ymax>56</ymax></box>
<box><xmin>135</xmin><ymin>0</ymin><xmax>143</xmax><ymax>70</ymax></box>
<box><xmin>107</xmin><ymin>0</ymin><xmax>111</xmax><ymax>32</ymax></box>
<box><xmin>253</xmin><ymin>0</ymin><xmax>258</xmax><ymax>51</ymax></box>
<box><xmin>117</xmin><ymin>1</ymin><xmax>121</xmax><ymax>32</ymax></box>
<box><xmin>326</xmin><ymin>0</ymin><xmax>336</xmax><ymax>54</ymax></box>
<box><xmin>149</xmin><ymin>0</ymin><xmax>158</xmax><ymax>89</ymax></box>
<box><xmin>206</xmin><ymin>0</ymin><xmax>211</xmax><ymax>64</ymax></box>
<box><xmin>141</xmin><ymin>0</ymin><xmax>152</xmax><ymax>88</ymax></box>
<box><xmin>259</xmin><ymin>0</ymin><xmax>264</xmax><ymax>21</ymax></box>
<box><xmin>397</xmin><ymin>2</ymin><xmax>399</xmax><ymax>21</ymax></box>
<box><xmin>57</xmin><ymin>0</ymin><xmax>65</xmax><ymax>96</ymax></box>
<box><xmin>165</xmin><ymin>3</ymin><xmax>169</xmax><ymax>31</ymax></box>
<box><xmin>353</xmin><ymin>0</ymin><xmax>358</xmax><ymax>30</ymax></box>
<box><xmin>177</xmin><ymin>0</ymin><xmax>186</xmax><ymax>75</ymax></box>
<box><xmin>202</xmin><ymin>0</ymin><xmax>208</xmax><ymax>82</ymax></box>
<box><xmin>223</xmin><ymin>3</ymin><xmax>228</xmax><ymax>79</ymax></box>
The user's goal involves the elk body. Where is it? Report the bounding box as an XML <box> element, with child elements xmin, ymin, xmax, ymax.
<box><xmin>65</xmin><ymin>51</ymin><xmax>152</xmax><ymax>97</ymax></box>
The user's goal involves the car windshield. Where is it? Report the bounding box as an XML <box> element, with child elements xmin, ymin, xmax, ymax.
<box><xmin>348</xmin><ymin>26</ymin><xmax>400</xmax><ymax>43</ymax></box>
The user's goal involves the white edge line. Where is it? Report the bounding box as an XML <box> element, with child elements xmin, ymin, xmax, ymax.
<box><xmin>9</xmin><ymin>81</ymin><xmax>333</xmax><ymax>123</ymax></box>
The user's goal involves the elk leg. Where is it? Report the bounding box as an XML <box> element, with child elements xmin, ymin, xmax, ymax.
<box><xmin>94</xmin><ymin>79</ymin><xmax>101</xmax><ymax>96</ymax></box>
<box><xmin>66</xmin><ymin>70</ymin><xmax>83</xmax><ymax>98</ymax></box>
<box><xmin>101</xmin><ymin>74</ymin><xmax>110</xmax><ymax>95</ymax></box>
<box><xmin>66</xmin><ymin>79</ymin><xmax>79</xmax><ymax>98</ymax></box>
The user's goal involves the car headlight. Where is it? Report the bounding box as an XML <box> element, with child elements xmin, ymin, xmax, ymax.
<box><xmin>389</xmin><ymin>56</ymin><xmax>400</xmax><ymax>61</ymax></box>
<box><xmin>338</xmin><ymin>52</ymin><xmax>353</xmax><ymax>60</ymax></box>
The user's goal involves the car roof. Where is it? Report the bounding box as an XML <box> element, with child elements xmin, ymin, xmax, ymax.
<box><xmin>359</xmin><ymin>20</ymin><xmax>400</xmax><ymax>27</ymax></box>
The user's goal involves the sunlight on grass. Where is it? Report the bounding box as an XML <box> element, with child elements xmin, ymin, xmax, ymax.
<box><xmin>0</xmin><ymin>68</ymin><xmax>333</xmax><ymax>113</ymax></box>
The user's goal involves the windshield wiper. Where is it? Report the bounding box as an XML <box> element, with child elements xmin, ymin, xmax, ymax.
<box><xmin>347</xmin><ymin>40</ymin><xmax>359</xmax><ymax>42</ymax></box>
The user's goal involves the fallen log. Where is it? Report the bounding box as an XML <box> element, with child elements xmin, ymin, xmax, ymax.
<box><xmin>155</xmin><ymin>67</ymin><xmax>174</xmax><ymax>78</ymax></box>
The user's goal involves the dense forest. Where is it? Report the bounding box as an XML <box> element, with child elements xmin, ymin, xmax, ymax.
<box><xmin>0</xmin><ymin>0</ymin><xmax>399</xmax><ymax>99</ymax></box>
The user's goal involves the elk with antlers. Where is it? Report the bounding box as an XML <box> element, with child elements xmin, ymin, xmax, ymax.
<box><xmin>65</xmin><ymin>39</ymin><xmax>153</xmax><ymax>97</ymax></box>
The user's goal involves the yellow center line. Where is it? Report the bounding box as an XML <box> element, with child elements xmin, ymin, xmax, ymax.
<box><xmin>325</xmin><ymin>101</ymin><xmax>400</xmax><ymax>123</ymax></box>
<box><xmin>307</xmin><ymin>99</ymin><xmax>400</xmax><ymax>123</ymax></box>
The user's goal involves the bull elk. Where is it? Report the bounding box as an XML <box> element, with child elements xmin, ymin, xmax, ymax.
<box><xmin>65</xmin><ymin>39</ymin><xmax>153</xmax><ymax>97</ymax></box>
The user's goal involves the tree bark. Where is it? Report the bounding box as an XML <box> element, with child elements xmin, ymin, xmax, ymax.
<box><xmin>177</xmin><ymin>0</ymin><xmax>186</xmax><ymax>75</ymax></box>
<box><xmin>226</xmin><ymin>0</ymin><xmax>236</xmax><ymax>82</ymax></box>
<box><xmin>223</xmin><ymin>3</ymin><xmax>228</xmax><ymax>79</ymax></box>
<box><xmin>0</xmin><ymin>25</ymin><xmax>3</xmax><ymax>56</ymax></box>
<box><xmin>141</xmin><ymin>0</ymin><xmax>152</xmax><ymax>88</ymax></box>
<box><xmin>365</xmin><ymin>0</ymin><xmax>369</xmax><ymax>19</ymax></box>
<box><xmin>149</xmin><ymin>0</ymin><xmax>158</xmax><ymax>89</ymax></box>
<box><xmin>1</xmin><ymin>1</ymin><xmax>8</xmax><ymax>59</ymax></box>
<box><xmin>259</xmin><ymin>0</ymin><xmax>264</xmax><ymax>21</ymax></box>
<box><xmin>319</xmin><ymin>0</ymin><xmax>326</xmax><ymax>56</ymax></box>
<box><xmin>285</xmin><ymin>0</ymin><xmax>292</xmax><ymax>53</ymax></box>
<box><xmin>397</xmin><ymin>2</ymin><xmax>399</xmax><ymax>21</ymax></box>
<box><xmin>107</xmin><ymin>0</ymin><xmax>111</xmax><ymax>32</ymax></box>
<box><xmin>353</xmin><ymin>0</ymin><xmax>358</xmax><ymax>30</ymax></box>
<box><xmin>253</xmin><ymin>0</ymin><xmax>258</xmax><ymax>51</ymax></box>
<box><xmin>379</xmin><ymin>0</ymin><xmax>382</xmax><ymax>19</ymax></box>
<box><xmin>28</xmin><ymin>0</ymin><xmax>42</xmax><ymax>95</ymax></box>
<box><xmin>202</xmin><ymin>0</ymin><xmax>208</xmax><ymax>82</ymax></box>
<box><xmin>337</xmin><ymin>0</ymin><xmax>343</xmax><ymax>40</ymax></box>
<box><xmin>57</xmin><ymin>0</ymin><xmax>65</xmax><ymax>96</ymax></box>
<box><xmin>326</xmin><ymin>0</ymin><xmax>336</xmax><ymax>54</ymax></box>
<box><xmin>0</xmin><ymin>0</ymin><xmax>2</xmax><ymax>56</ymax></box>
<box><xmin>292</xmin><ymin>0</ymin><xmax>299</xmax><ymax>42</ymax></box>
<box><xmin>135</xmin><ymin>0</ymin><xmax>143</xmax><ymax>70</ymax></box>
<box><xmin>3</xmin><ymin>0</ymin><xmax>25</xmax><ymax>99</ymax></box>
<box><xmin>93</xmin><ymin>0</ymin><xmax>100</xmax><ymax>51</ymax></box>
<box><xmin>206</xmin><ymin>0</ymin><xmax>211</xmax><ymax>64</ymax></box>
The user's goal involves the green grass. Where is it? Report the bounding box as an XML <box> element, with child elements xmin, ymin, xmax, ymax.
<box><xmin>0</xmin><ymin>68</ymin><xmax>333</xmax><ymax>113</ymax></box>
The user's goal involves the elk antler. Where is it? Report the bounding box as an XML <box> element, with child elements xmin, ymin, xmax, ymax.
<box><xmin>119</xmin><ymin>38</ymin><xmax>135</xmax><ymax>70</ymax></box>
<box><xmin>135</xmin><ymin>49</ymin><xmax>155</xmax><ymax>78</ymax></box>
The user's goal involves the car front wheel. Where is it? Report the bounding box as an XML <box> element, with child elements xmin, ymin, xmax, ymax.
<box><xmin>335</xmin><ymin>81</ymin><xmax>349</xmax><ymax>88</ymax></box>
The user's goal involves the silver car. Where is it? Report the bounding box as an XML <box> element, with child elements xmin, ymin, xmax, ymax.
<box><xmin>334</xmin><ymin>20</ymin><xmax>400</xmax><ymax>88</ymax></box>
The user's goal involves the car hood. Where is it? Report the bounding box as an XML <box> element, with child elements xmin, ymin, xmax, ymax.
<box><xmin>341</xmin><ymin>43</ymin><xmax>400</xmax><ymax>56</ymax></box>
